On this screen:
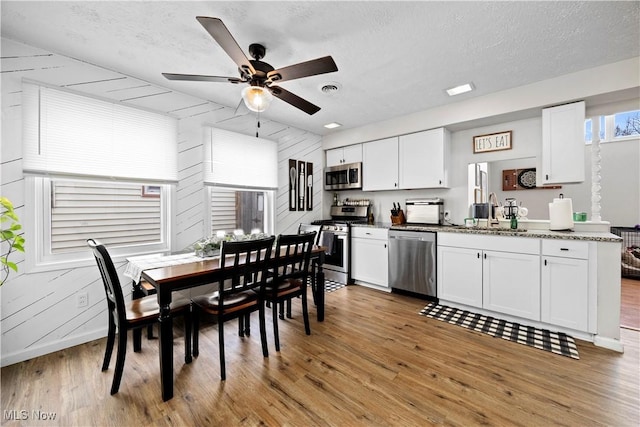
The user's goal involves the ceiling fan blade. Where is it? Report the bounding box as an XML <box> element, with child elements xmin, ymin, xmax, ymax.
<box><xmin>162</xmin><ymin>73</ymin><xmax>244</xmax><ymax>83</ymax></box>
<box><xmin>196</xmin><ymin>17</ymin><xmax>255</xmax><ymax>76</ymax></box>
<box><xmin>268</xmin><ymin>86</ymin><xmax>321</xmax><ymax>115</ymax></box>
<box><xmin>267</xmin><ymin>56</ymin><xmax>338</xmax><ymax>83</ymax></box>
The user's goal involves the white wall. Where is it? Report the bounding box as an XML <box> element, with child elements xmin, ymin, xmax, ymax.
<box><xmin>0</xmin><ymin>38</ymin><xmax>323</xmax><ymax>366</ymax></box>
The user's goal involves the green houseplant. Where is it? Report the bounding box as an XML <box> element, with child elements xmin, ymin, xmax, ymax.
<box><xmin>1</xmin><ymin>197</ymin><xmax>25</xmax><ymax>286</ymax></box>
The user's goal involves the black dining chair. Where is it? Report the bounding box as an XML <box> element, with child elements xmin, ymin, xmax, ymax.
<box><xmin>191</xmin><ymin>236</ymin><xmax>275</xmax><ymax>381</ymax></box>
<box><xmin>262</xmin><ymin>232</ymin><xmax>316</xmax><ymax>352</ymax></box>
<box><xmin>87</xmin><ymin>239</ymin><xmax>192</xmax><ymax>395</ymax></box>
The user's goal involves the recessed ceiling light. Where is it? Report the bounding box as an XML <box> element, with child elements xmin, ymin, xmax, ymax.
<box><xmin>324</xmin><ymin>122</ymin><xmax>342</xmax><ymax>129</ymax></box>
<box><xmin>446</xmin><ymin>83</ymin><xmax>474</xmax><ymax>96</ymax></box>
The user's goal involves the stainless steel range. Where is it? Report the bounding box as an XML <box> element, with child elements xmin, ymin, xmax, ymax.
<box><xmin>299</xmin><ymin>205</ymin><xmax>369</xmax><ymax>284</ymax></box>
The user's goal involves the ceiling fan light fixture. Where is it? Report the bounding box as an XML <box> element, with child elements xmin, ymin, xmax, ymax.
<box><xmin>446</xmin><ymin>83</ymin><xmax>474</xmax><ymax>96</ymax></box>
<box><xmin>241</xmin><ymin>86</ymin><xmax>273</xmax><ymax>112</ymax></box>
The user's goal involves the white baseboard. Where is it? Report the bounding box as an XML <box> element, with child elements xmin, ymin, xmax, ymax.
<box><xmin>1</xmin><ymin>327</ymin><xmax>108</xmax><ymax>368</ymax></box>
<box><xmin>593</xmin><ymin>335</ymin><xmax>625</xmax><ymax>353</ymax></box>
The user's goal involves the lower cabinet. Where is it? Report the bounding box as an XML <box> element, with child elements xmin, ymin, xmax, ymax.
<box><xmin>437</xmin><ymin>233</ymin><xmax>541</xmax><ymax>322</ymax></box>
<box><xmin>482</xmin><ymin>250</ymin><xmax>540</xmax><ymax>321</ymax></box>
<box><xmin>438</xmin><ymin>233</ymin><xmax>596</xmax><ymax>333</ymax></box>
<box><xmin>541</xmin><ymin>239</ymin><xmax>591</xmax><ymax>332</ymax></box>
<box><xmin>351</xmin><ymin>227</ymin><xmax>389</xmax><ymax>288</ymax></box>
<box><xmin>437</xmin><ymin>246</ymin><xmax>482</xmax><ymax>307</ymax></box>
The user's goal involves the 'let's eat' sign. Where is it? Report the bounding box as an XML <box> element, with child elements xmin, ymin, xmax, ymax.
<box><xmin>473</xmin><ymin>131</ymin><xmax>512</xmax><ymax>153</ymax></box>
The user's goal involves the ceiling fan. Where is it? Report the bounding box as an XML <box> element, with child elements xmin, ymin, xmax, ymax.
<box><xmin>162</xmin><ymin>16</ymin><xmax>339</xmax><ymax>115</ymax></box>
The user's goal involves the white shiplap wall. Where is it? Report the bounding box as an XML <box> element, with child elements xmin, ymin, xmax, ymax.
<box><xmin>0</xmin><ymin>37</ymin><xmax>323</xmax><ymax>366</ymax></box>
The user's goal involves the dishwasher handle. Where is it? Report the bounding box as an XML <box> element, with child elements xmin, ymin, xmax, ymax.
<box><xmin>388</xmin><ymin>232</ymin><xmax>436</xmax><ymax>242</ymax></box>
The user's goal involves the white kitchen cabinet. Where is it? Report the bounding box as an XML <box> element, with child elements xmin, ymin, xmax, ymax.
<box><xmin>362</xmin><ymin>137</ymin><xmax>399</xmax><ymax>191</ymax></box>
<box><xmin>351</xmin><ymin>227</ymin><xmax>389</xmax><ymax>289</ymax></box>
<box><xmin>437</xmin><ymin>245</ymin><xmax>483</xmax><ymax>307</ymax></box>
<box><xmin>482</xmin><ymin>250</ymin><xmax>541</xmax><ymax>321</ymax></box>
<box><xmin>541</xmin><ymin>239</ymin><xmax>591</xmax><ymax>332</ymax></box>
<box><xmin>539</xmin><ymin>101</ymin><xmax>585</xmax><ymax>185</ymax></box>
<box><xmin>399</xmin><ymin>128</ymin><xmax>450</xmax><ymax>189</ymax></box>
<box><xmin>438</xmin><ymin>232</ymin><xmax>541</xmax><ymax>321</ymax></box>
<box><xmin>326</xmin><ymin>144</ymin><xmax>362</xmax><ymax>167</ymax></box>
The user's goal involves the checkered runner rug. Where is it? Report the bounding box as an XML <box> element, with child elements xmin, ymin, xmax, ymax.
<box><xmin>420</xmin><ymin>302</ymin><xmax>579</xmax><ymax>360</ymax></box>
<box><xmin>324</xmin><ymin>280</ymin><xmax>346</xmax><ymax>293</ymax></box>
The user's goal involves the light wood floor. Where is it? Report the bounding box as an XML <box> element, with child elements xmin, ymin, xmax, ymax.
<box><xmin>621</xmin><ymin>277</ymin><xmax>640</xmax><ymax>330</ymax></box>
<box><xmin>2</xmin><ymin>285</ymin><xmax>639</xmax><ymax>426</ymax></box>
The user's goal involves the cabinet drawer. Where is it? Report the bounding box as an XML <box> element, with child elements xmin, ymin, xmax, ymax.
<box><xmin>351</xmin><ymin>227</ymin><xmax>388</xmax><ymax>240</ymax></box>
<box><xmin>438</xmin><ymin>232</ymin><xmax>540</xmax><ymax>255</ymax></box>
<box><xmin>542</xmin><ymin>239</ymin><xmax>588</xmax><ymax>259</ymax></box>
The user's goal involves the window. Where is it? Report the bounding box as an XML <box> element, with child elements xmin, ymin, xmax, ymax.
<box><xmin>28</xmin><ymin>176</ymin><xmax>171</xmax><ymax>269</ymax></box>
<box><xmin>23</xmin><ymin>82</ymin><xmax>177</xmax><ymax>270</ymax></box>
<box><xmin>585</xmin><ymin>109</ymin><xmax>640</xmax><ymax>143</ymax></box>
<box><xmin>613</xmin><ymin>110</ymin><xmax>640</xmax><ymax>137</ymax></box>
<box><xmin>203</xmin><ymin>127</ymin><xmax>278</xmax><ymax>237</ymax></box>
<box><xmin>208</xmin><ymin>187</ymin><xmax>274</xmax><ymax>236</ymax></box>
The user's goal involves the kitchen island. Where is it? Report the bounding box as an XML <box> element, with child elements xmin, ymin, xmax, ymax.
<box><xmin>351</xmin><ymin>222</ymin><xmax>623</xmax><ymax>352</ymax></box>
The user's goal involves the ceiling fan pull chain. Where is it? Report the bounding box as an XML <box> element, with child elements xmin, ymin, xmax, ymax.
<box><xmin>256</xmin><ymin>111</ymin><xmax>261</xmax><ymax>138</ymax></box>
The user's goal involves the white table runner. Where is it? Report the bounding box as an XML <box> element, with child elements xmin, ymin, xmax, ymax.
<box><xmin>124</xmin><ymin>253</ymin><xmax>208</xmax><ymax>283</ymax></box>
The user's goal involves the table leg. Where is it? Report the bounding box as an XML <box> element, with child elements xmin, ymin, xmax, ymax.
<box><xmin>316</xmin><ymin>254</ymin><xmax>325</xmax><ymax>322</ymax></box>
<box><xmin>158</xmin><ymin>289</ymin><xmax>173</xmax><ymax>401</ymax></box>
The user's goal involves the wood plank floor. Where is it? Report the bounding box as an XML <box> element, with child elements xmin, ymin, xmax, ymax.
<box><xmin>2</xmin><ymin>285</ymin><xmax>639</xmax><ymax>426</ymax></box>
<box><xmin>621</xmin><ymin>277</ymin><xmax>640</xmax><ymax>330</ymax></box>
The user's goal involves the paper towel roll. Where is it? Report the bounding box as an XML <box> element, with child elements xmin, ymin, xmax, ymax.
<box><xmin>549</xmin><ymin>198</ymin><xmax>574</xmax><ymax>230</ymax></box>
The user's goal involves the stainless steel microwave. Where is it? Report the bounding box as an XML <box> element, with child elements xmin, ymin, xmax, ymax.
<box><xmin>324</xmin><ymin>162</ymin><xmax>363</xmax><ymax>191</ymax></box>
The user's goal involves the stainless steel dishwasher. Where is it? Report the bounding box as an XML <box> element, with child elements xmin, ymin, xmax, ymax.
<box><xmin>388</xmin><ymin>229</ymin><xmax>437</xmax><ymax>299</ymax></box>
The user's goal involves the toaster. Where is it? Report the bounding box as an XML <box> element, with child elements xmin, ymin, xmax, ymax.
<box><xmin>405</xmin><ymin>198</ymin><xmax>444</xmax><ymax>225</ymax></box>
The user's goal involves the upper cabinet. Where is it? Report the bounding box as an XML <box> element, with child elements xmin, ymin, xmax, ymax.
<box><xmin>399</xmin><ymin>128</ymin><xmax>450</xmax><ymax>189</ymax></box>
<box><xmin>539</xmin><ymin>101</ymin><xmax>585</xmax><ymax>185</ymax></box>
<box><xmin>362</xmin><ymin>128</ymin><xmax>450</xmax><ymax>191</ymax></box>
<box><xmin>362</xmin><ymin>137</ymin><xmax>399</xmax><ymax>191</ymax></box>
<box><xmin>326</xmin><ymin>144</ymin><xmax>362</xmax><ymax>167</ymax></box>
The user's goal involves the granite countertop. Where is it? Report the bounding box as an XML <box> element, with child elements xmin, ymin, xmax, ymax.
<box><xmin>351</xmin><ymin>222</ymin><xmax>622</xmax><ymax>242</ymax></box>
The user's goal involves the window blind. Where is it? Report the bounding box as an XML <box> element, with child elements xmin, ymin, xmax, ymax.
<box><xmin>22</xmin><ymin>83</ymin><xmax>178</xmax><ymax>182</ymax></box>
<box><xmin>203</xmin><ymin>127</ymin><xmax>278</xmax><ymax>190</ymax></box>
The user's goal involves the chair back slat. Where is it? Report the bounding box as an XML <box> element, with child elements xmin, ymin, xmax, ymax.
<box><xmin>87</xmin><ymin>238</ymin><xmax>127</xmax><ymax>327</ymax></box>
<box><xmin>272</xmin><ymin>232</ymin><xmax>316</xmax><ymax>289</ymax></box>
<box><xmin>218</xmin><ymin>236</ymin><xmax>275</xmax><ymax>302</ymax></box>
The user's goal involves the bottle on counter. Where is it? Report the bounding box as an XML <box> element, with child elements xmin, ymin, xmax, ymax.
<box><xmin>368</xmin><ymin>211</ymin><xmax>375</xmax><ymax>224</ymax></box>
<box><xmin>333</xmin><ymin>193</ymin><xmax>338</xmax><ymax>206</ymax></box>
<box><xmin>510</xmin><ymin>216</ymin><xmax>518</xmax><ymax>229</ymax></box>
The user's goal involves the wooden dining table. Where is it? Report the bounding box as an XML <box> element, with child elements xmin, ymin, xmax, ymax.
<box><xmin>139</xmin><ymin>245</ymin><xmax>326</xmax><ymax>401</ymax></box>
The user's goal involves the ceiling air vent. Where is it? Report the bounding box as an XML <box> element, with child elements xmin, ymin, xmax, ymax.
<box><xmin>320</xmin><ymin>82</ymin><xmax>342</xmax><ymax>94</ymax></box>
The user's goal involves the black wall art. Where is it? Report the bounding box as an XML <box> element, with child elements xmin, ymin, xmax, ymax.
<box><xmin>289</xmin><ymin>159</ymin><xmax>313</xmax><ymax>211</ymax></box>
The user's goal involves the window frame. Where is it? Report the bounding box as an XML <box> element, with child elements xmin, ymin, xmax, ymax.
<box><xmin>25</xmin><ymin>175</ymin><xmax>173</xmax><ymax>273</ymax></box>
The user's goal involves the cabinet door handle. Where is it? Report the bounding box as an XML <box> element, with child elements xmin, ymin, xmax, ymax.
<box><xmin>384</xmin><ymin>244</ymin><xmax>387</xmax><ymax>248</ymax></box>
<box><xmin>439</xmin><ymin>180</ymin><xmax>442</xmax><ymax>185</ymax></box>
<box><xmin>484</xmin><ymin>253</ymin><xmax>487</xmax><ymax>259</ymax></box>
<box><xmin>544</xmin><ymin>259</ymin><xmax>547</xmax><ymax>266</ymax></box>
<box><xmin>546</xmin><ymin>174</ymin><xmax>549</xmax><ymax>180</ymax></box>
<box><xmin>560</xmin><ymin>248</ymin><xmax>569</xmax><ymax>251</ymax></box>
<box><xmin>477</xmin><ymin>252</ymin><xmax>480</xmax><ymax>258</ymax></box>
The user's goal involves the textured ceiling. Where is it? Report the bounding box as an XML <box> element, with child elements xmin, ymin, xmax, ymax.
<box><xmin>2</xmin><ymin>1</ymin><xmax>639</xmax><ymax>135</ymax></box>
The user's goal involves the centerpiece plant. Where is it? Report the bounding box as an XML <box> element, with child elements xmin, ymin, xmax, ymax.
<box><xmin>193</xmin><ymin>231</ymin><xmax>270</xmax><ymax>257</ymax></box>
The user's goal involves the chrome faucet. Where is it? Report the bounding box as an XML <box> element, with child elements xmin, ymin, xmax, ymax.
<box><xmin>488</xmin><ymin>192</ymin><xmax>499</xmax><ymax>226</ymax></box>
